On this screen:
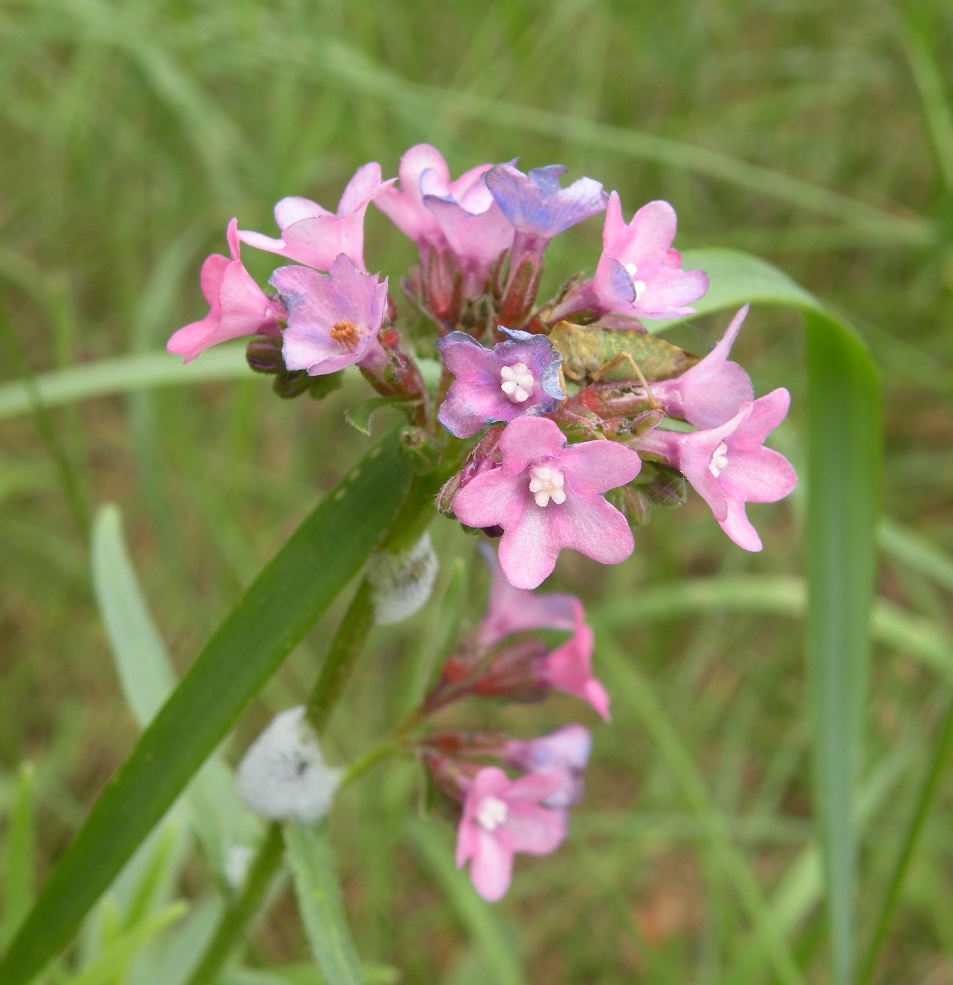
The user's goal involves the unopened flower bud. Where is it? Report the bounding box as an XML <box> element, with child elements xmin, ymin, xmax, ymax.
<box><xmin>235</xmin><ymin>707</ymin><xmax>340</xmax><ymax>824</ymax></box>
<box><xmin>398</xmin><ymin>426</ymin><xmax>441</xmax><ymax>472</ymax></box>
<box><xmin>367</xmin><ymin>532</ymin><xmax>439</xmax><ymax>625</ymax></box>
<box><xmin>246</xmin><ymin>336</ymin><xmax>286</xmax><ymax>374</ymax></box>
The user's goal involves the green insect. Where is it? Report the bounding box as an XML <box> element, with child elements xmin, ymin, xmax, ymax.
<box><xmin>549</xmin><ymin>320</ymin><xmax>699</xmax><ymax>387</ymax></box>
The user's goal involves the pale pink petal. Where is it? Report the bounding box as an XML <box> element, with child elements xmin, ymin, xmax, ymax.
<box><xmin>497</xmin><ymin>502</ymin><xmax>563</xmax><ymax>590</ymax></box>
<box><xmin>452</xmin><ymin>469</ymin><xmax>527</xmax><ymax>531</ymax></box>
<box><xmin>274</xmin><ymin>196</ymin><xmax>326</xmax><ymax>227</ymax></box>
<box><xmin>560</xmin><ymin>439</ymin><xmax>642</xmax><ymax>495</ymax></box>
<box><xmin>469</xmin><ymin>829</ymin><xmax>514</xmax><ymax>902</ymax></box>
<box><xmin>503</xmin><ymin>801</ymin><xmax>568</xmax><ymax>855</ymax></box>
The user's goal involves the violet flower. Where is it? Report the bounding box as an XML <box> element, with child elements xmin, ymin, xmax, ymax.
<box><xmin>374</xmin><ymin>144</ymin><xmax>514</xmax><ymax>297</ymax></box>
<box><xmin>505</xmin><ymin>724</ymin><xmax>592</xmax><ymax>808</ymax></box>
<box><xmin>633</xmin><ymin>388</ymin><xmax>797</xmax><ymax>551</ymax></box>
<box><xmin>485</xmin><ymin>163</ymin><xmax>607</xmax><ymax>248</ymax></box>
<box><xmin>270</xmin><ymin>254</ymin><xmax>388</xmax><ymax>376</ymax></box>
<box><xmin>455</xmin><ymin>766</ymin><xmax>568</xmax><ymax>902</ymax></box>
<box><xmin>435</xmin><ymin>328</ymin><xmax>566</xmax><ymax>438</ymax></box>
<box><xmin>238</xmin><ymin>163</ymin><xmax>391</xmax><ymax>272</ymax></box>
<box><xmin>167</xmin><ymin>219</ymin><xmax>283</xmax><ymax>364</ymax></box>
<box><xmin>452</xmin><ymin>417</ymin><xmax>642</xmax><ymax>589</ymax></box>
<box><xmin>651</xmin><ymin>305</ymin><xmax>754</xmax><ymax>427</ymax></box>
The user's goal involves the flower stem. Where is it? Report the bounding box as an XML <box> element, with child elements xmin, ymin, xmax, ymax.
<box><xmin>183</xmin><ymin>821</ymin><xmax>285</xmax><ymax>985</ymax></box>
<box><xmin>304</xmin><ymin>577</ymin><xmax>376</xmax><ymax>735</ymax></box>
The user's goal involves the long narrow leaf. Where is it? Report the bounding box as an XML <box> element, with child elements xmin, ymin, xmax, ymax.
<box><xmin>656</xmin><ymin>248</ymin><xmax>882</xmax><ymax>985</ymax></box>
<box><xmin>285</xmin><ymin>823</ymin><xmax>364</xmax><ymax>985</ymax></box>
<box><xmin>0</xmin><ymin>435</ymin><xmax>413</xmax><ymax>985</ymax></box>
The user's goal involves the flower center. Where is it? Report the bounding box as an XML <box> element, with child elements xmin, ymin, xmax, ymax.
<box><xmin>330</xmin><ymin>319</ymin><xmax>362</xmax><ymax>351</ymax></box>
<box><xmin>623</xmin><ymin>262</ymin><xmax>647</xmax><ymax>302</ymax></box>
<box><xmin>709</xmin><ymin>442</ymin><xmax>729</xmax><ymax>478</ymax></box>
<box><xmin>528</xmin><ymin>464</ymin><xmax>566</xmax><ymax>507</ymax></box>
<box><xmin>500</xmin><ymin>362</ymin><xmax>535</xmax><ymax>403</ymax></box>
<box><xmin>476</xmin><ymin>795</ymin><xmax>509</xmax><ymax>832</ymax></box>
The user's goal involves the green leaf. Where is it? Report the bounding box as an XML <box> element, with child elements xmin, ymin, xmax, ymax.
<box><xmin>0</xmin><ymin>348</ymin><xmax>250</xmax><ymax>421</ymax></box>
<box><xmin>404</xmin><ymin>822</ymin><xmax>528</xmax><ymax>985</ymax></box>
<box><xmin>0</xmin><ymin>435</ymin><xmax>413</xmax><ymax>985</ymax></box>
<box><xmin>91</xmin><ymin>504</ymin><xmax>261</xmax><ymax>880</ymax></box>
<box><xmin>345</xmin><ymin>396</ymin><xmax>419</xmax><ymax>435</ymax></box>
<box><xmin>284</xmin><ymin>823</ymin><xmax>365</xmax><ymax>985</ymax></box>
<box><xmin>1</xmin><ymin>764</ymin><xmax>35</xmax><ymax>949</ymax></box>
<box><xmin>650</xmin><ymin>248</ymin><xmax>883</xmax><ymax>985</ymax></box>
<box><xmin>65</xmin><ymin>903</ymin><xmax>187</xmax><ymax>985</ymax></box>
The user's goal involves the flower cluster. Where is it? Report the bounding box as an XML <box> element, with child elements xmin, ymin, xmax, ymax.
<box><xmin>415</xmin><ymin>549</ymin><xmax>603</xmax><ymax>901</ymax></box>
<box><xmin>169</xmin><ymin>143</ymin><xmax>795</xmax><ymax>590</ymax></box>
<box><xmin>171</xmin><ymin>143</ymin><xmax>798</xmax><ymax>901</ymax></box>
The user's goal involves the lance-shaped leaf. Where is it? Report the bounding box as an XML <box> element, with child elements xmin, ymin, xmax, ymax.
<box><xmin>0</xmin><ymin>436</ymin><xmax>413</xmax><ymax>985</ymax></box>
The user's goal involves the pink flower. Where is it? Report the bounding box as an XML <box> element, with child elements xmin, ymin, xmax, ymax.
<box><xmin>238</xmin><ymin>163</ymin><xmax>391</xmax><ymax>272</ymax></box>
<box><xmin>452</xmin><ymin>417</ymin><xmax>642</xmax><ymax>589</ymax></box>
<box><xmin>538</xmin><ymin>604</ymin><xmax>610</xmax><ymax>720</ymax></box>
<box><xmin>374</xmin><ymin>144</ymin><xmax>514</xmax><ymax>296</ymax></box>
<box><xmin>167</xmin><ymin>219</ymin><xmax>283</xmax><ymax>364</ymax></box>
<box><xmin>475</xmin><ymin>543</ymin><xmax>579</xmax><ymax>647</ymax></box>
<box><xmin>270</xmin><ymin>254</ymin><xmax>388</xmax><ymax>376</ymax></box>
<box><xmin>455</xmin><ymin>767</ymin><xmax>568</xmax><ymax>902</ymax></box>
<box><xmin>550</xmin><ymin>193</ymin><xmax>708</xmax><ymax>322</ymax></box>
<box><xmin>435</xmin><ymin>328</ymin><xmax>565</xmax><ymax>438</ymax></box>
<box><xmin>650</xmin><ymin>305</ymin><xmax>754</xmax><ymax>427</ymax></box>
<box><xmin>633</xmin><ymin>388</ymin><xmax>797</xmax><ymax>551</ymax></box>
<box><xmin>505</xmin><ymin>724</ymin><xmax>592</xmax><ymax>808</ymax></box>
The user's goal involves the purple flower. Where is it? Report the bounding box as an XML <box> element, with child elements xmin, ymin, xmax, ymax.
<box><xmin>506</xmin><ymin>724</ymin><xmax>592</xmax><ymax>808</ymax></box>
<box><xmin>452</xmin><ymin>417</ymin><xmax>642</xmax><ymax>589</ymax></box>
<box><xmin>238</xmin><ymin>163</ymin><xmax>391</xmax><ymax>272</ymax></box>
<box><xmin>435</xmin><ymin>329</ymin><xmax>565</xmax><ymax>438</ymax></box>
<box><xmin>651</xmin><ymin>305</ymin><xmax>754</xmax><ymax>427</ymax></box>
<box><xmin>485</xmin><ymin>163</ymin><xmax>607</xmax><ymax>242</ymax></box>
<box><xmin>270</xmin><ymin>254</ymin><xmax>388</xmax><ymax>376</ymax></box>
<box><xmin>474</xmin><ymin>543</ymin><xmax>579</xmax><ymax>647</ymax></box>
<box><xmin>374</xmin><ymin>145</ymin><xmax>514</xmax><ymax>296</ymax></box>
<box><xmin>633</xmin><ymin>388</ymin><xmax>797</xmax><ymax>551</ymax></box>
<box><xmin>167</xmin><ymin>219</ymin><xmax>283</xmax><ymax>364</ymax></box>
<box><xmin>455</xmin><ymin>767</ymin><xmax>568</xmax><ymax>902</ymax></box>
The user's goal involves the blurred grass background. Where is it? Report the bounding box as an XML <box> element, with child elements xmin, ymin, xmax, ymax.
<box><xmin>0</xmin><ymin>0</ymin><xmax>951</xmax><ymax>982</ymax></box>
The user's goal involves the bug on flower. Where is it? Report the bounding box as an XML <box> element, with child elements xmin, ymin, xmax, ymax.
<box><xmin>549</xmin><ymin>320</ymin><xmax>698</xmax><ymax>387</ymax></box>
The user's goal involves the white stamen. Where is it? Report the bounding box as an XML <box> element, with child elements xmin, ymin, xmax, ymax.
<box><xmin>709</xmin><ymin>442</ymin><xmax>729</xmax><ymax>478</ymax></box>
<box><xmin>476</xmin><ymin>795</ymin><xmax>509</xmax><ymax>832</ymax></box>
<box><xmin>624</xmin><ymin>262</ymin><xmax>638</xmax><ymax>277</ymax></box>
<box><xmin>528</xmin><ymin>464</ymin><xmax>567</xmax><ymax>507</ymax></box>
<box><xmin>500</xmin><ymin>362</ymin><xmax>535</xmax><ymax>404</ymax></box>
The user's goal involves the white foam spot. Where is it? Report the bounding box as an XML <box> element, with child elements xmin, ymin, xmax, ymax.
<box><xmin>235</xmin><ymin>707</ymin><xmax>340</xmax><ymax>824</ymax></box>
<box><xmin>367</xmin><ymin>532</ymin><xmax>439</xmax><ymax>625</ymax></box>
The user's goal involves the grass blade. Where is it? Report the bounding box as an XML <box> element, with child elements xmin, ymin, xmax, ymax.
<box><xmin>804</xmin><ymin>308</ymin><xmax>881</xmax><ymax>985</ymax></box>
<box><xmin>404</xmin><ymin>822</ymin><xmax>528</xmax><ymax>985</ymax></box>
<box><xmin>1</xmin><ymin>764</ymin><xmax>35</xmax><ymax>949</ymax></box>
<box><xmin>285</xmin><ymin>823</ymin><xmax>365</xmax><ymax>985</ymax></box>
<box><xmin>0</xmin><ymin>435</ymin><xmax>413</xmax><ymax>985</ymax></box>
<box><xmin>0</xmin><ymin>348</ymin><xmax>250</xmax><ymax>421</ymax></box>
<box><xmin>598</xmin><ymin>640</ymin><xmax>806</xmax><ymax>985</ymax></box>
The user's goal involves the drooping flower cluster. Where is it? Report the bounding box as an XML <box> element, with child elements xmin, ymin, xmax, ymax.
<box><xmin>415</xmin><ymin>549</ymin><xmax>604</xmax><ymax>900</ymax></box>
<box><xmin>171</xmin><ymin>143</ymin><xmax>797</xmax><ymax>901</ymax></box>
